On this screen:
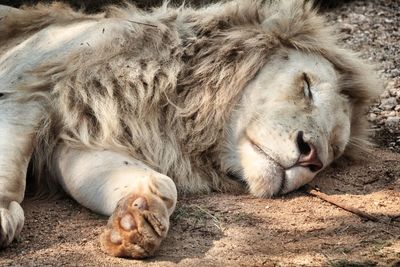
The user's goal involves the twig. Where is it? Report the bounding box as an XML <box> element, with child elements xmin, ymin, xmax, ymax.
<box><xmin>304</xmin><ymin>186</ymin><xmax>400</xmax><ymax>229</ymax></box>
<box><xmin>303</xmin><ymin>185</ymin><xmax>380</xmax><ymax>222</ymax></box>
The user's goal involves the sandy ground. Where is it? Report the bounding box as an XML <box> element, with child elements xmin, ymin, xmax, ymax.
<box><xmin>0</xmin><ymin>149</ymin><xmax>399</xmax><ymax>266</ymax></box>
<box><xmin>1</xmin><ymin>0</ymin><xmax>400</xmax><ymax>266</ymax></box>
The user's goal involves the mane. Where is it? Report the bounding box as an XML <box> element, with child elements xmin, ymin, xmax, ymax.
<box><xmin>0</xmin><ymin>2</ymin><xmax>102</xmax><ymax>47</ymax></box>
<box><xmin>10</xmin><ymin>0</ymin><xmax>379</xmax><ymax>194</ymax></box>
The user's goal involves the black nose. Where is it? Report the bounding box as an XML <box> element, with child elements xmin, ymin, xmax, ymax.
<box><xmin>296</xmin><ymin>131</ymin><xmax>323</xmax><ymax>172</ymax></box>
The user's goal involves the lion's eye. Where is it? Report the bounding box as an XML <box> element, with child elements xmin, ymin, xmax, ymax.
<box><xmin>303</xmin><ymin>73</ymin><xmax>312</xmax><ymax>99</ymax></box>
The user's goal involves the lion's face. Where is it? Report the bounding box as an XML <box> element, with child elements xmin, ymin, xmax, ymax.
<box><xmin>226</xmin><ymin>49</ymin><xmax>352</xmax><ymax>197</ymax></box>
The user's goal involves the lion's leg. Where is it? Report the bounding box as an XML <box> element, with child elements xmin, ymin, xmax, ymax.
<box><xmin>53</xmin><ymin>145</ymin><xmax>177</xmax><ymax>258</ymax></box>
<box><xmin>0</xmin><ymin>98</ymin><xmax>42</xmax><ymax>248</ymax></box>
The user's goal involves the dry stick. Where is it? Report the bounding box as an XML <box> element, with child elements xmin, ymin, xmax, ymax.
<box><xmin>303</xmin><ymin>185</ymin><xmax>380</xmax><ymax>222</ymax></box>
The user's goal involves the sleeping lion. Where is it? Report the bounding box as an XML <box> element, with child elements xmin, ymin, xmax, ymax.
<box><xmin>0</xmin><ymin>0</ymin><xmax>380</xmax><ymax>258</ymax></box>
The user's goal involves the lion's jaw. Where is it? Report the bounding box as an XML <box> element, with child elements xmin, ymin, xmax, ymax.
<box><xmin>224</xmin><ymin>49</ymin><xmax>352</xmax><ymax>197</ymax></box>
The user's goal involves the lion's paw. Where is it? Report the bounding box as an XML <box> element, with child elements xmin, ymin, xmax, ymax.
<box><xmin>100</xmin><ymin>194</ymin><xmax>169</xmax><ymax>258</ymax></box>
<box><xmin>0</xmin><ymin>201</ymin><xmax>24</xmax><ymax>248</ymax></box>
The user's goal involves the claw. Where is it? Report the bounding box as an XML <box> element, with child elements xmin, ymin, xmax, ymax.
<box><xmin>132</xmin><ymin>197</ymin><xmax>148</xmax><ymax>211</ymax></box>
<box><xmin>143</xmin><ymin>212</ymin><xmax>165</xmax><ymax>237</ymax></box>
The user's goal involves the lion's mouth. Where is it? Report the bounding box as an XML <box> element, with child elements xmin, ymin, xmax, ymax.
<box><xmin>244</xmin><ymin>133</ymin><xmax>287</xmax><ymax>194</ymax></box>
<box><xmin>244</xmin><ymin>132</ymin><xmax>321</xmax><ymax>195</ymax></box>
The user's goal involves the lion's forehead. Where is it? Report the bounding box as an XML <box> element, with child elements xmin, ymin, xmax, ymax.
<box><xmin>259</xmin><ymin>50</ymin><xmax>338</xmax><ymax>87</ymax></box>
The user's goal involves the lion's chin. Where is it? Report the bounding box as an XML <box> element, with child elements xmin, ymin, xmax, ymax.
<box><xmin>281</xmin><ymin>166</ymin><xmax>317</xmax><ymax>194</ymax></box>
<box><xmin>244</xmin><ymin>159</ymin><xmax>285</xmax><ymax>198</ymax></box>
<box><xmin>246</xmin><ymin>166</ymin><xmax>316</xmax><ymax>197</ymax></box>
<box><xmin>239</xmin><ymin>137</ymin><xmax>317</xmax><ymax>197</ymax></box>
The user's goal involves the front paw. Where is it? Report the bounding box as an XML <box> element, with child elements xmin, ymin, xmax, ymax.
<box><xmin>0</xmin><ymin>201</ymin><xmax>24</xmax><ymax>248</ymax></box>
<box><xmin>100</xmin><ymin>193</ymin><xmax>169</xmax><ymax>258</ymax></box>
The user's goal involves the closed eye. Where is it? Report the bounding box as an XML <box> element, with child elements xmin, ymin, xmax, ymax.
<box><xmin>303</xmin><ymin>72</ymin><xmax>312</xmax><ymax>100</ymax></box>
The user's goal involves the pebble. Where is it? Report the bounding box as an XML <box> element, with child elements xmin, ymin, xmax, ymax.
<box><xmin>381</xmin><ymin>91</ymin><xmax>390</xmax><ymax>98</ymax></box>
<box><xmin>340</xmin><ymin>23</ymin><xmax>355</xmax><ymax>34</ymax></box>
<box><xmin>368</xmin><ymin>113</ymin><xmax>377</xmax><ymax>122</ymax></box>
<box><xmin>379</xmin><ymin>97</ymin><xmax>397</xmax><ymax>111</ymax></box>
<box><xmin>386</xmin><ymin>111</ymin><xmax>396</xmax><ymax>117</ymax></box>
<box><xmin>385</xmin><ymin>117</ymin><xmax>400</xmax><ymax>128</ymax></box>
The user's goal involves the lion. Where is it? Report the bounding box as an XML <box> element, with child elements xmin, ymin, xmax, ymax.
<box><xmin>0</xmin><ymin>0</ymin><xmax>380</xmax><ymax>258</ymax></box>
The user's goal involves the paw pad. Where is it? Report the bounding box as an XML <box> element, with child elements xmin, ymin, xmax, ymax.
<box><xmin>100</xmin><ymin>194</ymin><xmax>169</xmax><ymax>258</ymax></box>
<box><xmin>110</xmin><ymin>230</ymin><xmax>122</xmax><ymax>245</ymax></box>
<box><xmin>120</xmin><ymin>214</ymin><xmax>135</xmax><ymax>231</ymax></box>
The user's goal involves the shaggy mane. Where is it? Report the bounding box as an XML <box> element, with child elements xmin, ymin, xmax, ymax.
<box><xmin>5</xmin><ymin>0</ymin><xmax>380</xmax><ymax>194</ymax></box>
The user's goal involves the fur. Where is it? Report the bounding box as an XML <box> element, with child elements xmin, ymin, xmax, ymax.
<box><xmin>2</xmin><ymin>0</ymin><xmax>352</xmax><ymax>11</ymax></box>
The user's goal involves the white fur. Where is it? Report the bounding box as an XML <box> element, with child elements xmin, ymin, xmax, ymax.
<box><xmin>0</xmin><ymin>16</ymin><xmax>118</xmax><ymax>247</ymax></box>
<box><xmin>0</xmin><ymin>202</ymin><xmax>24</xmax><ymax>247</ymax></box>
<box><xmin>54</xmin><ymin>146</ymin><xmax>177</xmax><ymax>216</ymax></box>
<box><xmin>224</xmin><ymin>50</ymin><xmax>352</xmax><ymax>196</ymax></box>
<box><xmin>0</xmin><ymin>5</ymin><xmax>20</xmax><ymax>17</ymax></box>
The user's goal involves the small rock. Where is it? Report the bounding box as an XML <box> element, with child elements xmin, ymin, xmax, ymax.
<box><xmin>394</xmin><ymin>79</ymin><xmax>400</xmax><ymax>88</ymax></box>
<box><xmin>391</xmin><ymin>69</ymin><xmax>400</xmax><ymax>77</ymax></box>
<box><xmin>380</xmin><ymin>90</ymin><xmax>390</xmax><ymax>98</ymax></box>
<box><xmin>386</xmin><ymin>111</ymin><xmax>396</xmax><ymax>117</ymax></box>
<box><xmin>340</xmin><ymin>23</ymin><xmax>354</xmax><ymax>34</ymax></box>
<box><xmin>389</xmin><ymin>88</ymin><xmax>398</xmax><ymax>97</ymax></box>
<box><xmin>371</xmin><ymin>107</ymin><xmax>381</xmax><ymax>113</ymax></box>
<box><xmin>380</xmin><ymin>97</ymin><xmax>397</xmax><ymax>110</ymax></box>
<box><xmin>368</xmin><ymin>113</ymin><xmax>377</xmax><ymax>122</ymax></box>
<box><xmin>376</xmin><ymin>116</ymin><xmax>385</xmax><ymax>125</ymax></box>
<box><xmin>350</xmin><ymin>13</ymin><xmax>367</xmax><ymax>22</ymax></box>
<box><xmin>385</xmin><ymin>117</ymin><xmax>400</xmax><ymax>128</ymax></box>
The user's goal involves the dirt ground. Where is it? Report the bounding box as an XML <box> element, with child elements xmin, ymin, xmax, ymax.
<box><xmin>0</xmin><ymin>148</ymin><xmax>399</xmax><ymax>266</ymax></box>
<box><xmin>1</xmin><ymin>0</ymin><xmax>400</xmax><ymax>266</ymax></box>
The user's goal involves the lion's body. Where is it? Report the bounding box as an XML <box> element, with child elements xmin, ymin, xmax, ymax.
<box><xmin>0</xmin><ymin>0</ymin><xmax>380</xmax><ymax>257</ymax></box>
<box><xmin>1</xmin><ymin>2</ymin><xmax>281</xmax><ymax>194</ymax></box>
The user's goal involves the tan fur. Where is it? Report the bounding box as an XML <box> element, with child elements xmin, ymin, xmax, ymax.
<box><xmin>0</xmin><ymin>3</ymin><xmax>100</xmax><ymax>46</ymax></box>
<box><xmin>1</xmin><ymin>0</ymin><xmax>379</xmax><ymax>194</ymax></box>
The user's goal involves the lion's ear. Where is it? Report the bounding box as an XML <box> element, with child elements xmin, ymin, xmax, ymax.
<box><xmin>261</xmin><ymin>0</ymin><xmax>335</xmax><ymax>52</ymax></box>
<box><xmin>330</xmin><ymin>41</ymin><xmax>382</xmax><ymax>160</ymax></box>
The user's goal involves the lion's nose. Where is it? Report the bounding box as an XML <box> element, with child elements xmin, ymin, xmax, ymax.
<box><xmin>295</xmin><ymin>131</ymin><xmax>323</xmax><ymax>172</ymax></box>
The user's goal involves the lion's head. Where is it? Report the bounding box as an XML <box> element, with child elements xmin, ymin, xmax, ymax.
<box><xmin>225</xmin><ymin>50</ymin><xmax>348</xmax><ymax>197</ymax></box>
<box><xmin>224</xmin><ymin>46</ymin><xmax>382</xmax><ymax>197</ymax></box>
<box><xmin>216</xmin><ymin>1</ymin><xmax>382</xmax><ymax>197</ymax></box>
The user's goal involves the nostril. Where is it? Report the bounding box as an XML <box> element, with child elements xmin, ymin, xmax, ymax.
<box><xmin>296</xmin><ymin>131</ymin><xmax>323</xmax><ymax>172</ymax></box>
<box><xmin>296</xmin><ymin>131</ymin><xmax>311</xmax><ymax>156</ymax></box>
